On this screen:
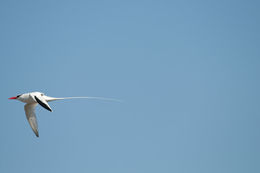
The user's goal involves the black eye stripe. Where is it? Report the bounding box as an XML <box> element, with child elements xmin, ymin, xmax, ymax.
<box><xmin>16</xmin><ymin>94</ymin><xmax>21</xmax><ymax>98</ymax></box>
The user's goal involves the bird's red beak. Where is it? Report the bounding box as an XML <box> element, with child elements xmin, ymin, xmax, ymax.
<box><xmin>9</xmin><ymin>96</ymin><xmax>17</xmax><ymax>99</ymax></box>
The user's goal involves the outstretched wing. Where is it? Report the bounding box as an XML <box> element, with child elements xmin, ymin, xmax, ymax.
<box><xmin>34</xmin><ymin>95</ymin><xmax>52</xmax><ymax>112</ymax></box>
<box><xmin>24</xmin><ymin>103</ymin><xmax>39</xmax><ymax>137</ymax></box>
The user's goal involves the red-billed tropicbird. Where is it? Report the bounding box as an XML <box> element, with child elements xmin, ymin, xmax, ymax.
<box><xmin>9</xmin><ymin>91</ymin><xmax>120</xmax><ymax>137</ymax></box>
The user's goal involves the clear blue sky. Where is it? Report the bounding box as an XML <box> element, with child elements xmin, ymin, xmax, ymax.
<box><xmin>0</xmin><ymin>0</ymin><xmax>259</xmax><ymax>172</ymax></box>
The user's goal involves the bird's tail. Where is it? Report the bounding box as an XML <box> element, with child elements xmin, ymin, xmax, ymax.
<box><xmin>45</xmin><ymin>96</ymin><xmax>122</xmax><ymax>102</ymax></box>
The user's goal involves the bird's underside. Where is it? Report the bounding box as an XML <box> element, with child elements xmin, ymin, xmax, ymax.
<box><xmin>9</xmin><ymin>91</ymin><xmax>120</xmax><ymax>137</ymax></box>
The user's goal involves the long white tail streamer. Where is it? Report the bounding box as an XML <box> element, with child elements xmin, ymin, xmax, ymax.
<box><xmin>57</xmin><ymin>96</ymin><xmax>122</xmax><ymax>102</ymax></box>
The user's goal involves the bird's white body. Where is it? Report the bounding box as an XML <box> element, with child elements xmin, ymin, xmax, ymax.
<box><xmin>9</xmin><ymin>91</ymin><xmax>120</xmax><ymax>137</ymax></box>
<box><xmin>17</xmin><ymin>92</ymin><xmax>61</xmax><ymax>104</ymax></box>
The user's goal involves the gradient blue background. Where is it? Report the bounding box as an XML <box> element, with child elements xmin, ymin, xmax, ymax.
<box><xmin>0</xmin><ymin>0</ymin><xmax>259</xmax><ymax>172</ymax></box>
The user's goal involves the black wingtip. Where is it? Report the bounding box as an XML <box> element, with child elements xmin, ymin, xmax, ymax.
<box><xmin>34</xmin><ymin>96</ymin><xmax>52</xmax><ymax>112</ymax></box>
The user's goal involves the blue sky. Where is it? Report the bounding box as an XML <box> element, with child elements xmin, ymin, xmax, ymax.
<box><xmin>0</xmin><ymin>0</ymin><xmax>259</xmax><ymax>172</ymax></box>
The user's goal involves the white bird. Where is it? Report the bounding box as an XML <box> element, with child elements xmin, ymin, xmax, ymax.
<box><xmin>9</xmin><ymin>91</ymin><xmax>120</xmax><ymax>137</ymax></box>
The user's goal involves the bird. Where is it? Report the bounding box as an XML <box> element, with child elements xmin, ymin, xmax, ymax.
<box><xmin>9</xmin><ymin>91</ymin><xmax>120</xmax><ymax>137</ymax></box>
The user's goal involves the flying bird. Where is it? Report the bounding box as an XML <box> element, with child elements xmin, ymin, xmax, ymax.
<box><xmin>9</xmin><ymin>91</ymin><xmax>120</xmax><ymax>137</ymax></box>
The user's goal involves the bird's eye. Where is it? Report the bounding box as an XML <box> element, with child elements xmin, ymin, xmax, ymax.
<box><xmin>41</xmin><ymin>93</ymin><xmax>44</xmax><ymax>96</ymax></box>
<box><xmin>16</xmin><ymin>94</ymin><xmax>21</xmax><ymax>98</ymax></box>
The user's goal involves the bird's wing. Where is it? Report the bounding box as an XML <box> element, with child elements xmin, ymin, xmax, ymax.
<box><xmin>34</xmin><ymin>95</ymin><xmax>52</xmax><ymax>112</ymax></box>
<box><xmin>24</xmin><ymin>103</ymin><xmax>39</xmax><ymax>137</ymax></box>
